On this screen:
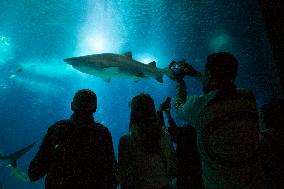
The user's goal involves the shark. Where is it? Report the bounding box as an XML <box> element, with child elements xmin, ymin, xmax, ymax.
<box><xmin>0</xmin><ymin>142</ymin><xmax>35</xmax><ymax>182</ymax></box>
<box><xmin>6</xmin><ymin>165</ymin><xmax>30</xmax><ymax>182</ymax></box>
<box><xmin>64</xmin><ymin>52</ymin><xmax>173</xmax><ymax>83</ymax></box>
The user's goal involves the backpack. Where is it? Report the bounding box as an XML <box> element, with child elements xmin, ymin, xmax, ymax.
<box><xmin>201</xmin><ymin>89</ymin><xmax>259</xmax><ymax>168</ymax></box>
<box><xmin>48</xmin><ymin>120</ymin><xmax>114</xmax><ymax>188</ymax></box>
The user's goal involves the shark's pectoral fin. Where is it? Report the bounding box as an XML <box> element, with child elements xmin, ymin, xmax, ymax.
<box><xmin>155</xmin><ymin>76</ymin><xmax>163</xmax><ymax>83</ymax></box>
<box><xmin>100</xmin><ymin>67</ymin><xmax>120</xmax><ymax>82</ymax></box>
<box><xmin>102</xmin><ymin>78</ymin><xmax>111</xmax><ymax>83</ymax></box>
<box><xmin>104</xmin><ymin>78</ymin><xmax>111</xmax><ymax>83</ymax></box>
<box><xmin>123</xmin><ymin>51</ymin><xmax>132</xmax><ymax>59</ymax></box>
<box><xmin>135</xmin><ymin>72</ymin><xmax>146</xmax><ymax>78</ymax></box>
<box><xmin>11</xmin><ymin>160</ymin><xmax>17</xmax><ymax>168</ymax></box>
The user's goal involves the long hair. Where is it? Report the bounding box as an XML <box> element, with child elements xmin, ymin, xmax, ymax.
<box><xmin>129</xmin><ymin>93</ymin><xmax>162</xmax><ymax>153</ymax></box>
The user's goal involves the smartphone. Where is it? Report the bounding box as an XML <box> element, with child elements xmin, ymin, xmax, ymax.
<box><xmin>161</xmin><ymin>97</ymin><xmax>171</xmax><ymax>110</ymax></box>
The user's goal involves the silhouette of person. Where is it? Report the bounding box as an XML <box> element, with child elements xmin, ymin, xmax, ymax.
<box><xmin>159</xmin><ymin>97</ymin><xmax>204</xmax><ymax>189</ymax></box>
<box><xmin>118</xmin><ymin>93</ymin><xmax>176</xmax><ymax>189</ymax></box>
<box><xmin>172</xmin><ymin>52</ymin><xmax>266</xmax><ymax>189</ymax></box>
<box><xmin>28</xmin><ymin>89</ymin><xmax>116</xmax><ymax>189</ymax></box>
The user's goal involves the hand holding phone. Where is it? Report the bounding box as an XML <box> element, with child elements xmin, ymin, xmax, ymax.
<box><xmin>160</xmin><ymin>97</ymin><xmax>171</xmax><ymax>112</ymax></box>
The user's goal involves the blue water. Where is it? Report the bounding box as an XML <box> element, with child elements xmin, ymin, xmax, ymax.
<box><xmin>0</xmin><ymin>0</ymin><xmax>281</xmax><ymax>188</ymax></box>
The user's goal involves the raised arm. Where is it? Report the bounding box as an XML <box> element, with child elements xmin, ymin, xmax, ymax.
<box><xmin>172</xmin><ymin>62</ymin><xmax>202</xmax><ymax>124</ymax></box>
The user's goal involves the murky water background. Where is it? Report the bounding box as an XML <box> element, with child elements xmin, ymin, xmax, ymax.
<box><xmin>0</xmin><ymin>0</ymin><xmax>280</xmax><ymax>188</ymax></box>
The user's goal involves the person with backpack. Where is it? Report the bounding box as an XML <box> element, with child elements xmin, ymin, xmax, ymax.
<box><xmin>171</xmin><ymin>52</ymin><xmax>266</xmax><ymax>189</ymax></box>
<box><xmin>118</xmin><ymin>93</ymin><xmax>176</xmax><ymax>189</ymax></box>
<box><xmin>259</xmin><ymin>98</ymin><xmax>284</xmax><ymax>188</ymax></box>
<box><xmin>28</xmin><ymin>89</ymin><xmax>117</xmax><ymax>189</ymax></box>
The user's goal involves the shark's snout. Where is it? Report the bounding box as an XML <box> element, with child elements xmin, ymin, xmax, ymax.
<box><xmin>64</xmin><ymin>58</ymin><xmax>81</xmax><ymax>68</ymax></box>
<box><xmin>64</xmin><ymin>58</ymin><xmax>74</xmax><ymax>65</ymax></box>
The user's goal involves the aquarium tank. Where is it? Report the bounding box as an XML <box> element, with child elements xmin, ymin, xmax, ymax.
<box><xmin>0</xmin><ymin>0</ymin><xmax>282</xmax><ymax>188</ymax></box>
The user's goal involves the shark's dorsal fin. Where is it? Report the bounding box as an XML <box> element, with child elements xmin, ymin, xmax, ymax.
<box><xmin>135</xmin><ymin>71</ymin><xmax>146</xmax><ymax>78</ymax></box>
<box><xmin>123</xmin><ymin>51</ymin><xmax>132</xmax><ymax>58</ymax></box>
<box><xmin>149</xmin><ymin>61</ymin><xmax>156</xmax><ymax>68</ymax></box>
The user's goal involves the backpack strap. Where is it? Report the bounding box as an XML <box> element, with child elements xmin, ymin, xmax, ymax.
<box><xmin>50</xmin><ymin>120</ymin><xmax>76</xmax><ymax>144</ymax></box>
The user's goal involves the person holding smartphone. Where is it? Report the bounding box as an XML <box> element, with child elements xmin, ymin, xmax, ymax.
<box><xmin>171</xmin><ymin>52</ymin><xmax>265</xmax><ymax>189</ymax></box>
<box><xmin>160</xmin><ymin>97</ymin><xmax>204</xmax><ymax>189</ymax></box>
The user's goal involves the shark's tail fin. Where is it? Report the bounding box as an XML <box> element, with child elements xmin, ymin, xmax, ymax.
<box><xmin>7</xmin><ymin>142</ymin><xmax>36</xmax><ymax>168</ymax></box>
<box><xmin>161</xmin><ymin>67</ymin><xmax>175</xmax><ymax>81</ymax></box>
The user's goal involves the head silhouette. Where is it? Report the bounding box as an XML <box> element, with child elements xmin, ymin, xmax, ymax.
<box><xmin>203</xmin><ymin>52</ymin><xmax>238</xmax><ymax>94</ymax></box>
<box><xmin>129</xmin><ymin>93</ymin><xmax>162</xmax><ymax>153</ymax></box>
<box><xmin>71</xmin><ymin>89</ymin><xmax>97</xmax><ymax>114</ymax></box>
<box><xmin>130</xmin><ymin>93</ymin><xmax>156</xmax><ymax>127</ymax></box>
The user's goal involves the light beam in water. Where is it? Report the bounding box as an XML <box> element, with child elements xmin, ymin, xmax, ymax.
<box><xmin>136</xmin><ymin>53</ymin><xmax>158</xmax><ymax>64</ymax></box>
<box><xmin>81</xmin><ymin>33</ymin><xmax>109</xmax><ymax>54</ymax></box>
<box><xmin>76</xmin><ymin>1</ymin><xmax>123</xmax><ymax>55</ymax></box>
<box><xmin>210</xmin><ymin>31</ymin><xmax>232</xmax><ymax>52</ymax></box>
<box><xmin>0</xmin><ymin>33</ymin><xmax>14</xmax><ymax>64</ymax></box>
